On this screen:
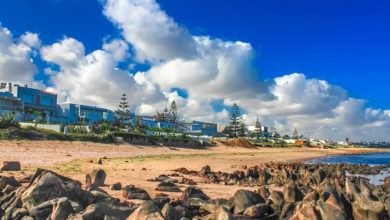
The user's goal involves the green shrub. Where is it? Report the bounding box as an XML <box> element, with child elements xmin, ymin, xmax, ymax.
<box><xmin>0</xmin><ymin>112</ymin><xmax>18</xmax><ymax>129</ymax></box>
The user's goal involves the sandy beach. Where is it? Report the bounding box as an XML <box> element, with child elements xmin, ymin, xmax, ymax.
<box><xmin>0</xmin><ymin>140</ymin><xmax>388</xmax><ymax>201</ymax></box>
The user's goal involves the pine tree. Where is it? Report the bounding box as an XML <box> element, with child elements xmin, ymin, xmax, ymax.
<box><xmin>238</xmin><ymin>118</ymin><xmax>247</xmax><ymax>137</ymax></box>
<box><xmin>254</xmin><ymin>116</ymin><xmax>262</xmax><ymax>139</ymax></box>
<box><xmin>169</xmin><ymin>101</ymin><xmax>178</xmax><ymax>123</ymax></box>
<box><xmin>228</xmin><ymin>103</ymin><xmax>243</xmax><ymax>137</ymax></box>
<box><xmin>115</xmin><ymin>94</ymin><xmax>131</xmax><ymax>125</ymax></box>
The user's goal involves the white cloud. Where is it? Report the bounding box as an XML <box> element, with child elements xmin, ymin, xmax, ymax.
<box><xmin>102</xmin><ymin>39</ymin><xmax>129</xmax><ymax>62</ymax></box>
<box><xmin>103</xmin><ymin>0</ymin><xmax>197</xmax><ymax>62</ymax></box>
<box><xmin>101</xmin><ymin>0</ymin><xmax>390</xmax><ymax>141</ymax></box>
<box><xmin>0</xmin><ymin>26</ymin><xmax>39</xmax><ymax>83</ymax></box>
<box><xmin>41</xmin><ymin>37</ymin><xmax>165</xmax><ymax>109</ymax></box>
<box><xmin>20</xmin><ymin>32</ymin><xmax>41</xmax><ymax>49</ymax></box>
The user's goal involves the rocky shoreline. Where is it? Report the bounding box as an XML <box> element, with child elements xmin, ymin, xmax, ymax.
<box><xmin>0</xmin><ymin>162</ymin><xmax>389</xmax><ymax>219</ymax></box>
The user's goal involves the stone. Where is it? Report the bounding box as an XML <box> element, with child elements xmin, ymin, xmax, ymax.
<box><xmin>97</xmin><ymin>158</ymin><xmax>103</xmax><ymax>165</ymax></box>
<box><xmin>283</xmin><ymin>182</ymin><xmax>303</xmax><ymax>203</ymax></box>
<box><xmin>156</xmin><ymin>181</ymin><xmax>182</xmax><ymax>192</ymax></box>
<box><xmin>181</xmin><ymin>186</ymin><xmax>210</xmax><ymax>204</ymax></box>
<box><xmin>123</xmin><ymin>185</ymin><xmax>151</xmax><ymax>200</ymax></box>
<box><xmin>74</xmin><ymin>202</ymin><xmax>135</xmax><ymax>220</ymax></box>
<box><xmin>128</xmin><ymin>200</ymin><xmax>165</xmax><ymax>220</ymax></box>
<box><xmin>257</xmin><ymin>185</ymin><xmax>270</xmax><ymax>201</ymax></box>
<box><xmin>200</xmin><ymin>165</ymin><xmax>211</xmax><ymax>176</ymax></box>
<box><xmin>162</xmin><ymin>203</ymin><xmax>186</xmax><ymax>220</ymax></box>
<box><xmin>152</xmin><ymin>196</ymin><xmax>171</xmax><ymax>210</ymax></box>
<box><xmin>316</xmin><ymin>201</ymin><xmax>346</xmax><ymax>220</ymax></box>
<box><xmin>89</xmin><ymin>169</ymin><xmax>106</xmax><ymax>187</ymax></box>
<box><xmin>243</xmin><ymin>203</ymin><xmax>268</xmax><ymax>218</ymax></box>
<box><xmin>29</xmin><ymin>197</ymin><xmax>72</xmax><ymax>220</ymax></box>
<box><xmin>109</xmin><ymin>182</ymin><xmax>122</xmax><ymax>190</ymax></box>
<box><xmin>269</xmin><ymin>190</ymin><xmax>284</xmax><ymax>206</ymax></box>
<box><xmin>231</xmin><ymin>189</ymin><xmax>264</xmax><ymax>214</ymax></box>
<box><xmin>0</xmin><ymin>175</ymin><xmax>21</xmax><ymax>190</ymax></box>
<box><xmin>290</xmin><ymin>203</ymin><xmax>320</xmax><ymax>220</ymax></box>
<box><xmin>1</xmin><ymin>161</ymin><xmax>21</xmax><ymax>171</ymax></box>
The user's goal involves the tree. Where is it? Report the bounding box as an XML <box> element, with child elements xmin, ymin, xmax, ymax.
<box><xmin>227</xmin><ymin>103</ymin><xmax>244</xmax><ymax>137</ymax></box>
<box><xmin>253</xmin><ymin>116</ymin><xmax>262</xmax><ymax>139</ymax></box>
<box><xmin>169</xmin><ymin>101</ymin><xmax>179</xmax><ymax>123</ymax></box>
<box><xmin>115</xmin><ymin>94</ymin><xmax>131</xmax><ymax>126</ymax></box>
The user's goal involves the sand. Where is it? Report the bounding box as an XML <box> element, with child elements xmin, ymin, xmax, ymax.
<box><xmin>0</xmin><ymin>140</ymin><xmax>387</xmax><ymax>201</ymax></box>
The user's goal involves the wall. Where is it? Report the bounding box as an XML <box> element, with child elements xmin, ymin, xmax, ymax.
<box><xmin>19</xmin><ymin>122</ymin><xmax>62</xmax><ymax>132</ymax></box>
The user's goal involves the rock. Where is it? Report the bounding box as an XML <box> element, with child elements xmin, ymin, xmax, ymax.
<box><xmin>73</xmin><ymin>202</ymin><xmax>135</xmax><ymax>220</ymax></box>
<box><xmin>215</xmin><ymin>206</ymin><xmax>236</xmax><ymax>220</ymax></box>
<box><xmin>269</xmin><ymin>190</ymin><xmax>284</xmax><ymax>206</ymax></box>
<box><xmin>200</xmin><ymin>165</ymin><xmax>211</xmax><ymax>176</ymax></box>
<box><xmin>231</xmin><ymin>189</ymin><xmax>264</xmax><ymax>214</ymax></box>
<box><xmin>384</xmin><ymin>177</ymin><xmax>390</xmax><ymax>185</ymax></box>
<box><xmin>109</xmin><ymin>182</ymin><xmax>122</xmax><ymax>190</ymax></box>
<box><xmin>283</xmin><ymin>182</ymin><xmax>303</xmax><ymax>203</ymax></box>
<box><xmin>290</xmin><ymin>203</ymin><xmax>320</xmax><ymax>220</ymax></box>
<box><xmin>181</xmin><ymin>186</ymin><xmax>210</xmax><ymax>203</ymax></box>
<box><xmin>29</xmin><ymin>197</ymin><xmax>72</xmax><ymax>220</ymax></box>
<box><xmin>1</xmin><ymin>161</ymin><xmax>21</xmax><ymax>171</ymax></box>
<box><xmin>243</xmin><ymin>203</ymin><xmax>268</xmax><ymax>218</ymax></box>
<box><xmin>97</xmin><ymin>158</ymin><xmax>103</xmax><ymax>165</ymax></box>
<box><xmin>123</xmin><ymin>185</ymin><xmax>151</xmax><ymax>200</ymax></box>
<box><xmin>3</xmin><ymin>184</ymin><xmax>17</xmax><ymax>194</ymax></box>
<box><xmin>316</xmin><ymin>200</ymin><xmax>346</xmax><ymax>220</ymax></box>
<box><xmin>257</xmin><ymin>185</ymin><xmax>270</xmax><ymax>201</ymax></box>
<box><xmin>156</xmin><ymin>181</ymin><xmax>182</xmax><ymax>192</ymax></box>
<box><xmin>161</xmin><ymin>203</ymin><xmax>186</xmax><ymax>220</ymax></box>
<box><xmin>88</xmin><ymin>169</ymin><xmax>106</xmax><ymax>187</ymax></box>
<box><xmin>21</xmin><ymin>169</ymin><xmax>93</xmax><ymax>211</ymax></box>
<box><xmin>180</xmin><ymin>177</ymin><xmax>197</xmax><ymax>185</ymax></box>
<box><xmin>128</xmin><ymin>200</ymin><xmax>165</xmax><ymax>220</ymax></box>
<box><xmin>86</xmin><ymin>183</ymin><xmax>108</xmax><ymax>195</ymax></box>
<box><xmin>11</xmin><ymin>208</ymin><xmax>29</xmax><ymax>220</ymax></box>
<box><xmin>0</xmin><ymin>175</ymin><xmax>21</xmax><ymax>190</ymax></box>
<box><xmin>152</xmin><ymin>196</ymin><xmax>171</xmax><ymax>210</ymax></box>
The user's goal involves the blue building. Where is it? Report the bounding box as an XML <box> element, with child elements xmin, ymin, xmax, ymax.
<box><xmin>138</xmin><ymin>116</ymin><xmax>177</xmax><ymax>130</ymax></box>
<box><xmin>0</xmin><ymin>82</ymin><xmax>58</xmax><ymax>118</ymax></box>
<box><xmin>59</xmin><ymin>103</ymin><xmax>114</xmax><ymax>124</ymax></box>
<box><xmin>189</xmin><ymin>121</ymin><xmax>218</xmax><ymax>136</ymax></box>
<box><xmin>0</xmin><ymin>92</ymin><xmax>24</xmax><ymax>120</ymax></box>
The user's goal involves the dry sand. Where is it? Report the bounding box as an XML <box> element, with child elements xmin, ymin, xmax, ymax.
<box><xmin>0</xmin><ymin>140</ymin><xmax>387</xmax><ymax>201</ymax></box>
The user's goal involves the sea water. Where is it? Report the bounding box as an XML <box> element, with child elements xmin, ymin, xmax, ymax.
<box><xmin>306</xmin><ymin>152</ymin><xmax>390</xmax><ymax>185</ymax></box>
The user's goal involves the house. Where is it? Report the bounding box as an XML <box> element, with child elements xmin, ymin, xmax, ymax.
<box><xmin>138</xmin><ymin>116</ymin><xmax>177</xmax><ymax>130</ymax></box>
<box><xmin>0</xmin><ymin>82</ymin><xmax>58</xmax><ymax>118</ymax></box>
<box><xmin>59</xmin><ymin>103</ymin><xmax>114</xmax><ymax>124</ymax></box>
<box><xmin>0</xmin><ymin>92</ymin><xmax>24</xmax><ymax>120</ymax></box>
<box><xmin>178</xmin><ymin>121</ymin><xmax>218</xmax><ymax>136</ymax></box>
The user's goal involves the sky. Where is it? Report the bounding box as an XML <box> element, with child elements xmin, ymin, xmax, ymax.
<box><xmin>0</xmin><ymin>0</ymin><xmax>389</xmax><ymax>141</ymax></box>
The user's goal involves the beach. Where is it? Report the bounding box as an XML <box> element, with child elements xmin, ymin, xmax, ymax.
<box><xmin>0</xmin><ymin>140</ymin><xmax>388</xmax><ymax>201</ymax></box>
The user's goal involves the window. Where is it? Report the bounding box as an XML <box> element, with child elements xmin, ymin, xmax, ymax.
<box><xmin>40</xmin><ymin>96</ymin><xmax>53</xmax><ymax>106</ymax></box>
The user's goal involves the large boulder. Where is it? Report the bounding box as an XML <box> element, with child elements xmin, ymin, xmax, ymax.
<box><xmin>243</xmin><ymin>203</ymin><xmax>268</xmax><ymax>218</ymax></box>
<box><xmin>0</xmin><ymin>175</ymin><xmax>21</xmax><ymax>190</ymax></box>
<box><xmin>156</xmin><ymin>181</ymin><xmax>181</xmax><ymax>192</ymax></box>
<box><xmin>290</xmin><ymin>203</ymin><xmax>320</xmax><ymax>220</ymax></box>
<box><xmin>181</xmin><ymin>186</ymin><xmax>210</xmax><ymax>204</ymax></box>
<box><xmin>29</xmin><ymin>197</ymin><xmax>73</xmax><ymax>220</ymax></box>
<box><xmin>87</xmin><ymin>169</ymin><xmax>106</xmax><ymax>187</ymax></box>
<box><xmin>283</xmin><ymin>182</ymin><xmax>303</xmax><ymax>203</ymax></box>
<box><xmin>231</xmin><ymin>189</ymin><xmax>264</xmax><ymax>214</ymax></box>
<box><xmin>21</xmin><ymin>170</ymin><xmax>93</xmax><ymax>210</ymax></box>
<box><xmin>128</xmin><ymin>200</ymin><xmax>165</xmax><ymax>220</ymax></box>
<box><xmin>1</xmin><ymin>161</ymin><xmax>21</xmax><ymax>171</ymax></box>
<box><xmin>123</xmin><ymin>185</ymin><xmax>151</xmax><ymax>200</ymax></box>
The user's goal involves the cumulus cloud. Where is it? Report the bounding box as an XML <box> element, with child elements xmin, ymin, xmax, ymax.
<box><xmin>41</xmin><ymin>37</ymin><xmax>166</xmax><ymax>109</ymax></box>
<box><xmin>101</xmin><ymin>0</ymin><xmax>390</xmax><ymax>141</ymax></box>
<box><xmin>0</xmin><ymin>25</ymin><xmax>39</xmax><ymax>83</ymax></box>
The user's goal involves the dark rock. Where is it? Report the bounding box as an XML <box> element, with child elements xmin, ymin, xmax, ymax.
<box><xmin>88</xmin><ymin>169</ymin><xmax>106</xmax><ymax>187</ymax></box>
<box><xmin>123</xmin><ymin>185</ymin><xmax>151</xmax><ymax>200</ymax></box>
<box><xmin>71</xmin><ymin>202</ymin><xmax>135</xmax><ymax>220</ymax></box>
<box><xmin>290</xmin><ymin>203</ymin><xmax>320</xmax><ymax>220</ymax></box>
<box><xmin>243</xmin><ymin>203</ymin><xmax>268</xmax><ymax>218</ymax></box>
<box><xmin>200</xmin><ymin>165</ymin><xmax>211</xmax><ymax>176</ymax></box>
<box><xmin>109</xmin><ymin>182</ymin><xmax>122</xmax><ymax>190</ymax></box>
<box><xmin>231</xmin><ymin>189</ymin><xmax>264</xmax><ymax>214</ymax></box>
<box><xmin>162</xmin><ymin>203</ymin><xmax>187</xmax><ymax>220</ymax></box>
<box><xmin>156</xmin><ymin>181</ymin><xmax>182</xmax><ymax>192</ymax></box>
<box><xmin>1</xmin><ymin>161</ymin><xmax>21</xmax><ymax>171</ymax></box>
<box><xmin>283</xmin><ymin>182</ymin><xmax>303</xmax><ymax>203</ymax></box>
<box><xmin>181</xmin><ymin>186</ymin><xmax>210</xmax><ymax>204</ymax></box>
<box><xmin>0</xmin><ymin>175</ymin><xmax>21</xmax><ymax>190</ymax></box>
<box><xmin>152</xmin><ymin>196</ymin><xmax>171</xmax><ymax>210</ymax></box>
<box><xmin>128</xmin><ymin>200</ymin><xmax>165</xmax><ymax>220</ymax></box>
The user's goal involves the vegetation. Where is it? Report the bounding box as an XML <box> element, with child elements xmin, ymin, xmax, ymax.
<box><xmin>114</xmin><ymin>93</ymin><xmax>132</xmax><ymax>126</ymax></box>
<box><xmin>0</xmin><ymin>112</ymin><xmax>18</xmax><ymax>129</ymax></box>
<box><xmin>225</xmin><ymin>103</ymin><xmax>246</xmax><ymax>137</ymax></box>
<box><xmin>155</xmin><ymin>100</ymin><xmax>180</xmax><ymax>123</ymax></box>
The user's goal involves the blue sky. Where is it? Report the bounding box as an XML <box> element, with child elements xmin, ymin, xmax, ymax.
<box><xmin>1</xmin><ymin>0</ymin><xmax>389</xmax><ymax>108</ymax></box>
<box><xmin>1</xmin><ymin>0</ymin><xmax>390</xmax><ymax>141</ymax></box>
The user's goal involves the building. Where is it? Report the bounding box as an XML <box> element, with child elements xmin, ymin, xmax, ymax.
<box><xmin>59</xmin><ymin>103</ymin><xmax>114</xmax><ymax>124</ymax></box>
<box><xmin>0</xmin><ymin>92</ymin><xmax>24</xmax><ymax>120</ymax></box>
<box><xmin>0</xmin><ymin>82</ymin><xmax>58</xmax><ymax>118</ymax></box>
<box><xmin>138</xmin><ymin>116</ymin><xmax>177</xmax><ymax>130</ymax></box>
<box><xmin>178</xmin><ymin>121</ymin><xmax>217</xmax><ymax>136</ymax></box>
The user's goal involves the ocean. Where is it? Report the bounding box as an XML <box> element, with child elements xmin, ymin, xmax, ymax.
<box><xmin>306</xmin><ymin>152</ymin><xmax>390</xmax><ymax>185</ymax></box>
